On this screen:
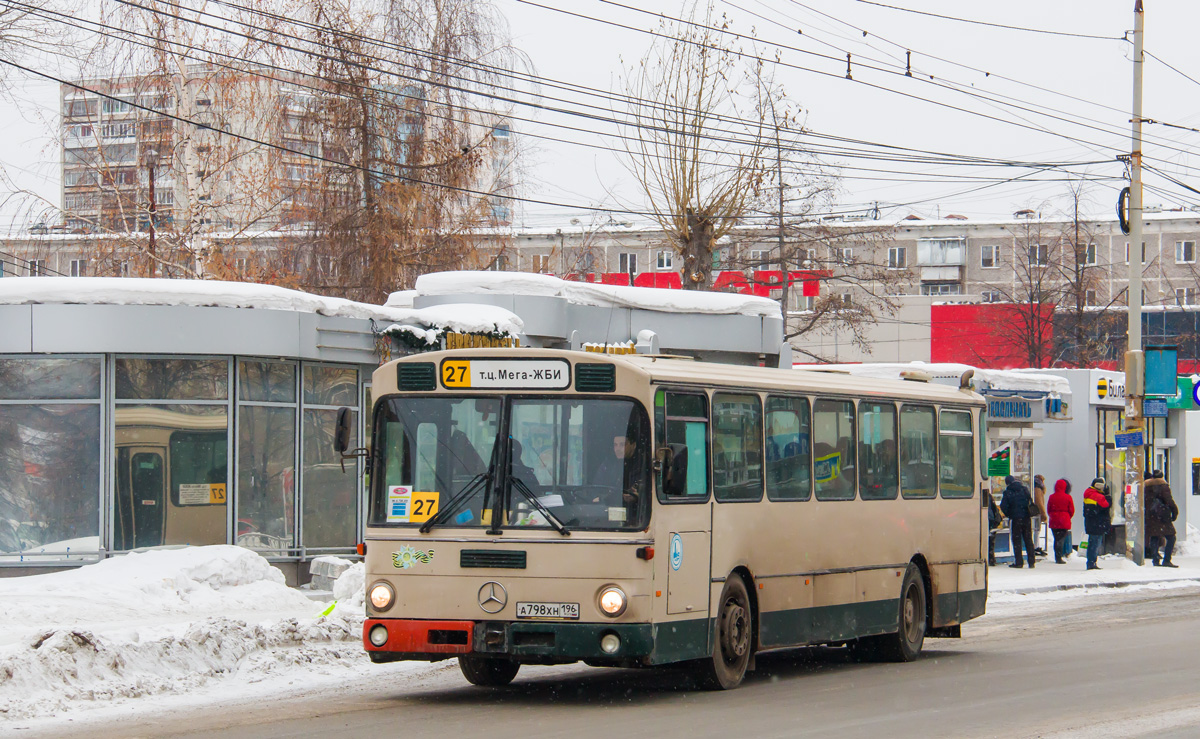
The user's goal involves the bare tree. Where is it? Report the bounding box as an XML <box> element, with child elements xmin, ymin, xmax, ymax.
<box><xmin>1053</xmin><ymin>181</ymin><xmax>1121</xmax><ymax>366</ymax></box>
<box><xmin>978</xmin><ymin>215</ymin><xmax>1062</xmax><ymax>367</ymax></box>
<box><xmin>619</xmin><ymin>1</ymin><xmax>769</xmax><ymax>290</ymax></box>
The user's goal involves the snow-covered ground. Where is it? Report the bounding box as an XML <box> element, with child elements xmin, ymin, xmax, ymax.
<box><xmin>3</xmin><ymin>540</ymin><xmax>1200</xmax><ymax>732</ymax></box>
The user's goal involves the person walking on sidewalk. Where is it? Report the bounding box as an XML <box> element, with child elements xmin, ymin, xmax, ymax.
<box><xmin>988</xmin><ymin>493</ymin><xmax>1003</xmax><ymax>566</ymax></box>
<box><xmin>1032</xmin><ymin>474</ymin><xmax>1049</xmax><ymax>556</ymax></box>
<box><xmin>1000</xmin><ymin>475</ymin><xmax>1036</xmax><ymax>568</ymax></box>
<box><xmin>1144</xmin><ymin>470</ymin><xmax>1180</xmax><ymax>567</ymax></box>
<box><xmin>1047</xmin><ymin>478</ymin><xmax>1075</xmax><ymax>564</ymax></box>
<box><xmin>1082</xmin><ymin>478</ymin><xmax>1111</xmax><ymax>570</ymax></box>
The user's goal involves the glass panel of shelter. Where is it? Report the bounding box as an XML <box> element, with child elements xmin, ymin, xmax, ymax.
<box><xmin>0</xmin><ymin>356</ymin><xmax>103</xmax><ymax>559</ymax></box>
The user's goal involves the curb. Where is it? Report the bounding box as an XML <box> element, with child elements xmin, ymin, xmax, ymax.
<box><xmin>994</xmin><ymin>576</ymin><xmax>1200</xmax><ymax>596</ymax></box>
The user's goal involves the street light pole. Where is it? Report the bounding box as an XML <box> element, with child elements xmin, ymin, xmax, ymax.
<box><xmin>1124</xmin><ymin>0</ymin><xmax>1146</xmax><ymax>565</ymax></box>
<box><xmin>143</xmin><ymin>148</ymin><xmax>159</xmax><ymax>277</ymax></box>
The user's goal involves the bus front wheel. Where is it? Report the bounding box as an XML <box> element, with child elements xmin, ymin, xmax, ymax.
<box><xmin>697</xmin><ymin>575</ymin><xmax>753</xmax><ymax>690</ymax></box>
<box><xmin>458</xmin><ymin>655</ymin><xmax>520</xmax><ymax>687</ymax></box>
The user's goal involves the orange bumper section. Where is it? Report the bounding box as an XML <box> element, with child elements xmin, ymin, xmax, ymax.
<box><xmin>363</xmin><ymin>618</ymin><xmax>475</xmax><ymax>654</ymax></box>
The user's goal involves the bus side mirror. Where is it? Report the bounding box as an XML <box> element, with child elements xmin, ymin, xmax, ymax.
<box><xmin>334</xmin><ymin>407</ymin><xmax>353</xmax><ymax>454</ymax></box>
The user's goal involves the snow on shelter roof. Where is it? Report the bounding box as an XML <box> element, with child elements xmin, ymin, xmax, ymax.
<box><xmin>0</xmin><ymin>277</ymin><xmax>524</xmax><ymax>335</ymax></box>
<box><xmin>404</xmin><ymin>271</ymin><xmax>783</xmax><ymax>318</ymax></box>
<box><xmin>808</xmin><ymin>361</ymin><xmax>1071</xmax><ymax>397</ymax></box>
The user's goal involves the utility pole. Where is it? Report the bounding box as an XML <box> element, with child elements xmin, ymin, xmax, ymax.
<box><xmin>775</xmin><ymin>121</ymin><xmax>788</xmax><ymax>333</ymax></box>
<box><xmin>1125</xmin><ymin>0</ymin><xmax>1146</xmax><ymax>565</ymax></box>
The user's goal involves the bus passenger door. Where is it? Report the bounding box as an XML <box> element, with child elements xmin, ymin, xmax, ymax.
<box><xmin>115</xmin><ymin>447</ymin><xmax>166</xmax><ymax>549</ymax></box>
<box><xmin>667</xmin><ymin>530</ymin><xmax>710</xmax><ymax>616</ymax></box>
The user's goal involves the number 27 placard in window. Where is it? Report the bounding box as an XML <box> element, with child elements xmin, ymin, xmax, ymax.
<box><xmin>386</xmin><ymin>486</ymin><xmax>440</xmax><ymax>523</ymax></box>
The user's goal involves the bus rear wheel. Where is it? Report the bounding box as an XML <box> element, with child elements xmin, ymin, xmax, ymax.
<box><xmin>697</xmin><ymin>575</ymin><xmax>753</xmax><ymax>690</ymax></box>
<box><xmin>858</xmin><ymin>563</ymin><xmax>926</xmax><ymax>662</ymax></box>
<box><xmin>458</xmin><ymin>655</ymin><xmax>520</xmax><ymax>687</ymax></box>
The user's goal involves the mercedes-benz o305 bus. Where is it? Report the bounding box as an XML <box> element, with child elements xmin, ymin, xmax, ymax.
<box><xmin>344</xmin><ymin>348</ymin><xmax>988</xmax><ymax>689</ymax></box>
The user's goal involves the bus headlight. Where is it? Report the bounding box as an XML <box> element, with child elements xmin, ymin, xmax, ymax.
<box><xmin>369</xmin><ymin>581</ymin><xmax>395</xmax><ymax>611</ymax></box>
<box><xmin>598</xmin><ymin>586</ymin><xmax>627</xmax><ymax>617</ymax></box>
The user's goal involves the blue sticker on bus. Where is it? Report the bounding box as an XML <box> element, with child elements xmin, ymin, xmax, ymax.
<box><xmin>670</xmin><ymin>533</ymin><xmax>683</xmax><ymax>571</ymax></box>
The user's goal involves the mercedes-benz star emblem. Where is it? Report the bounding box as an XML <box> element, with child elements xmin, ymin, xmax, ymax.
<box><xmin>477</xmin><ymin>581</ymin><xmax>507</xmax><ymax>613</ymax></box>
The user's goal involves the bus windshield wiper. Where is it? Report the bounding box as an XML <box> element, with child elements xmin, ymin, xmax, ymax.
<box><xmin>420</xmin><ymin>472</ymin><xmax>491</xmax><ymax>534</ymax></box>
<box><xmin>508</xmin><ymin>476</ymin><xmax>570</xmax><ymax>536</ymax></box>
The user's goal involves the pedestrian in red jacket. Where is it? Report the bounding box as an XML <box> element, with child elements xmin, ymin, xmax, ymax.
<box><xmin>1047</xmin><ymin>478</ymin><xmax>1076</xmax><ymax>564</ymax></box>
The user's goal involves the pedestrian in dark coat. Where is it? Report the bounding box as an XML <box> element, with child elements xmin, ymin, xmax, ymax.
<box><xmin>1047</xmin><ymin>479</ymin><xmax>1075</xmax><ymax>564</ymax></box>
<box><xmin>1000</xmin><ymin>475</ymin><xmax>1035</xmax><ymax>568</ymax></box>
<box><xmin>1144</xmin><ymin>470</ymin><xmax>1179</xmax><ymax>567</ymax></box>
<box><xmin>1082</xmin><ymin>478</ymin><xmax>1111</xmax><ymax>570</ymax></box>
<box><xmin>987</xmin><ymin>494</ymin><xmax>1003</xmax><ymax>566</ymax></box>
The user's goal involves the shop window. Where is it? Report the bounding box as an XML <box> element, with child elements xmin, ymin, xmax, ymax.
<box><xmin>301</xmin><ymin>364</ymin><xmax>359</xmax><ymax>550</ymax></box>
<box><xmin>813</xmin><ymin>399</ymin><xmax>856</xmax><ymax>501</ymax></box>
<box><xmin>0</xmin><ymin>357</ymin><xmax>102</xmax><ymax>558</ymax></box>
<box><xmin>900</xmin><ymin>405</ymin><xmax>937</xmax><ymax>499</ymax></box>
<box><xmin>858</xmin><ymin>401</ymin><xmax>899</xmax><ymax>500</ymax></box>
<box><xmin>712</xmin><ymin>393</ymin><xmax>763</xmax><ymax>502</ymax></box>
<box><xmin>236</xmin><ymin>361</ymin><xmax>298</xmax><ymax>554</ymax></box>
<box><xmin>765</xmin><ymin>396</ymin><xmax>811</xmax><ymax>501</ymax></box>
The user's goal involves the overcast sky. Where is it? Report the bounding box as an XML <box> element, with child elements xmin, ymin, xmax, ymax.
<box><xmin>2</xmin><ymin>1</ymin><xmax>1199</xmax><ymax>232</ymax></box>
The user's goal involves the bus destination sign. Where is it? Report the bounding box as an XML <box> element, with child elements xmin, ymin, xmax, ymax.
<box><xmin>441</xmin><ymin>359</ymin><xmax>571</xmax><ymax>390</ymax></box>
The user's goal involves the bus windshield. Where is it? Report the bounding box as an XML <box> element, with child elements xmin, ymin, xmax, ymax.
<box><xmin>370</xmin><ymin>396</ymin><xmax>650</xmax><ymax>531</ymax></box>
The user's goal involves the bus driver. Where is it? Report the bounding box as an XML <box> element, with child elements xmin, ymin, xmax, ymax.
<box><xmin>594</xmin><ymin>434</ymin><xmax>643</xmax><ymax>509</ymax></box>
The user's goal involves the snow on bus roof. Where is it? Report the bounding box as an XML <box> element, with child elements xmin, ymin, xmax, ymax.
<box><xmin>405</xmin><ymin>271</ymin><xmax>783</xmax><ymax>318</ymax></box>
<box><xmin>0</xmin><ymin>277</ymin><xmax>523</xmax><ymax>335</ymax></box>
<box><xmin>806</xmin><ymin>361</ymin><xmax>1071</xmax><ymax>396</ymax></box>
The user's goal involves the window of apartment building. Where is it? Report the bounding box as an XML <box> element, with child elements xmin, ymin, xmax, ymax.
<box><xmin>618</xmin><ymin>252</ymin><xmax>638</xmax><ymax>274</ymax></box>
<box><xmin>981</xmin><ymin>290</ymin><xmax>1002</xmax><ymax>303</ymax></box>
<box><xmin>101</xmin><ymin>123</ymin><xmax>134</xmax><ymax>139</ymax></box>
<box><xmin>195</xmin><ymin>97</ymin><xmax>212</xmax><ymax>107</ymax></box>
<box><xmin>69</xmin><ymin>259</ymin><xmax>88</xmax><ymax>277</ymax></box>
<box><xmin>1028</xmin><ymin>244</ymin><xmax>1049</xmax><ymax>267</ymax></box>
<box><xmin>887</xmin><ymin>246</ymin><xmax>907</xmax><ymax>269</ymax></box>
<box><xmin>1084</xmin><ymin>243</ymin><xmax>1098</xmax><ymax>265</ymax></box>
<box><xmin>920</xmin><ymin>282</ymin><xmax>962</xmax><ymax>296</ymax></box>
<box><xmin>797</xmin><ymin>295</ymin><xmax>815</xmax><ymax>311</ymax></box>
<box><xmin>29</xmin><ymin>259</ymin><xmax>47</xmax><ymax>276</ymax></box>
<box><xmin>235</xmin><ymin>258</ymin><xmax>249</xmax><ymax>277</ymax></box>
<box><xmin>839</xmin><ymin>293</ymin><xmax>853</xmax><ymax>306</ymax></box>
<box><xmin>1086</xmin><ymin>289</ymin><xmax>1098</xmax><ymax>306</ymax></box>
<box><xmin>794</xmin><ymin>247</ymin><xmax>812</xmax><ymax>267</ymax></box>
<box><xmin>831</xmin><ymin>246</ymin><xmax>853</xmax><ymax>264</ymax></box>
<box><xmin>140</xmin><ymin>93</ymin><xmax>173</xmax><ymax>111</ymax></box>
<box><xmin>1176</xmin><ymin>241</ymin><xmax>1195</xmax><ymax>264</ymax></box>
<box><xmin>492</xmin><ymin>124</ymin><xmax>511</xmax><ymax>139</ymax></box>
<box><xmin>1124</xmin><ymin>242</ymin><xmax>1147</xmax><ymax>264</ymax></box>
<box><xmin>656</xmin><ymin>250</ymin><xmax>673</xmax><ymax>270</ymax></box>
<box><xmin>102</xmin><ymin>97</ymin><xmax>132</xmax><ymax>115</ymax></box>
<box><xmin>316</xmin><ymin>256</ymin><xmax>337</xmax><ymax>278</ymax></box>
<box><xmin>749</xmin><ymin>249</ymin><xmax>771</xmax><ymax>266</ymax></box>
<box><xmin>980</xmin><ymin>244</ymin><xmax>1000</xmax><ymax>268</ymax></box>
<box><xmin>64</xmin><ymin>170</ymin><xmax>98</xmax><ymax>187</ymax></box>
<box><xmin>66</xmin><ymin>124</ymin><xmax>94</xmax><ymax>139</ymax></box>
<box><xmin>154</xmin><ymin>189</ymin><xmax>175</xmax><ymax>206</ymax></box>
<box><xmin>580</xmin><ymin>252</ymin><xmax>596</xmax><ymax>273</ymax></box>
<box><xmin>532</xmin><ymin>254</ymin><xmax>550</xmax><ymax>273</ymax></box>
<box><xmin>917</xmin><ymin>237</ymin><xmax>966</xmax><ymax>266</ymax></box>
<box><xmin>65</xmin><ymin>98</ymin><xmax>97</xmax><ymax>118</ymax></box>
<box><xmin>65</xmin><ymin>194</ymin><xmax>98</xmax><ymax>212</ymax></box>
<box><xmin>1177</xmin><ymin>288</ymin><xmax>1197</xmax><ymax>307</ymax></box>
<box><xmin>486</xmin><ymin>254</ymin><xmax>508</xmax><ymax>271</ymax></box>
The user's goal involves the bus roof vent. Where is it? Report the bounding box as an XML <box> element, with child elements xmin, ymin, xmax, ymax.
<box><xmin>397</xmin><ymin>362</ymin><xmax>437</xmax><ymax>391</ymax></box>
<box><xmin>900</xmin><ymin>370</ymin><xmax>932</xmax><ymax>383</ymax></box>
<box><xmin>575</xmin><ymin>363</ymin><xmax>615</xmax><ymax>393</ymax></box>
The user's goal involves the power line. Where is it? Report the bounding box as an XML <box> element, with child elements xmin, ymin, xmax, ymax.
<box><xmin>853</xmin><ymin>0</ymin><xmax>1125</xmax><ymax>41</ymax></box>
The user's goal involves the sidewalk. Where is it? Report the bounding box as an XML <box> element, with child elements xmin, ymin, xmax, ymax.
<box><xmin>989</xmin><ymin>552</ymin><xmax>1200</xmax><ymax>595</ymax></box>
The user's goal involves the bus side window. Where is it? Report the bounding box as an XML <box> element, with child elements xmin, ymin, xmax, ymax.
<box><xmin>813</xmin><ymin>399</ymin><xmax>856</xmax><ymax>501</ymax></box>
<box><xmin>712</xmin><ymin>393</ymin><xmax>763</xmax><ymax>502</ymax></box>
<box><xmin>765</xmin><ymin>396</ymin><xmax>811</xmax><ymax>501</ymax></box>
<box><xmin>900</xmin><ymin>405</ymin><xmax>937</xmax><ymax>499</ymax></box>
<box><xmin>858</xmin><ymin>401</ymin><xmax>899</xmax><ymax>500</ymax></box>
<box><xmin>939</xmin><ymin>410</ymin><xmax>975</xmax><ymax>498</ymax></box>
<box><xmin>655</xmin><ymin>390</ymin><xmax>709</xmax><ymax>501</ymax></box>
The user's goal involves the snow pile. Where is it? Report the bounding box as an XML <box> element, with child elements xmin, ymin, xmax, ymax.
<box><xmin>0</xmin><ymin>546</ymin><xmax>363</xmax><ymax>722</ymax></box>
<box><xmin>809</xmin><ymin>361</ymin><xmax>1071</xmax><ymax>396</ymax></box>
<box><xmin>330</xmin><ymin>561</ymin><xmax>366</xmax><ymax>616</ymax></box>
<box><xmin>1177</xmin><ymin>523</ymin><xmax>1200</xmax><ymax>556</ymax></box>
<box><xmin>0</xmin><ymin>277</ymin><xmax>523</xmax><ymax>336</ymax></box>
<box><xmin>410</xmin><ymin>271</ymin><xmax>783</xmax><ymax>318</ymax></box>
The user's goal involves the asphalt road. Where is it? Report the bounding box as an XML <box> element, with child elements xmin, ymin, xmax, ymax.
<box><xmin>39</xmin><ymin>587</ymin><xmax>1200</xmax><ymax>739</ymax></box>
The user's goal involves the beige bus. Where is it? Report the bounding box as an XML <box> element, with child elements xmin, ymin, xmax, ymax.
<box><xmin>347</xmin><ymin>348</ymin><xmax>988</xmax><ymax>689</ymax></box>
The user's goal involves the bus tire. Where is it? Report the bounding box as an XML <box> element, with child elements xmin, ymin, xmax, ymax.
<box><xmin>697</xmin><ymin>575</ymin><xmax>753</xmax><ymax>690</ymax></box>
<box><xmin>877</xmin><ymin>563</ymin><xmax>927</xmax><ymax>662</ymax></box>
<box><xmin>458</xmin><ymin>655</ymin><xmax>520</xmax><ymax>687</ymax></box>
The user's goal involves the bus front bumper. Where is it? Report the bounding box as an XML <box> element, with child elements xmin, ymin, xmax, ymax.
<box><xmin>363</xmin><ymin>618</ymin><xmax>654</xmax><ymax>663</ymax></box>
